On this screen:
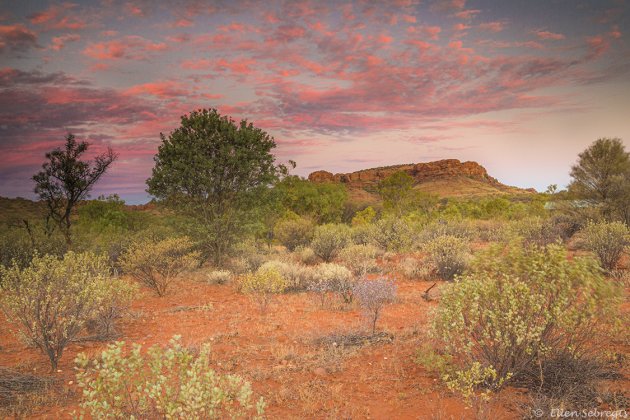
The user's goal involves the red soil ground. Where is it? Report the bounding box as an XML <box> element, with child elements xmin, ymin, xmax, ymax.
<box><xmin>1</xmin><ymin>262</ymin><xmax>628</xmax><ymax>419</ymax></box>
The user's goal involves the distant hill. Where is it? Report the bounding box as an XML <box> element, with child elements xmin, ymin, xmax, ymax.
<box><xmin>308</xmin><ymin>159</ymin><xmax>535</xmax><ymax>203</ymax></box>
<box><xmin>0</xmin><ymin>196</ymin><xmax>47</xmax><ymax>227</ymax></box>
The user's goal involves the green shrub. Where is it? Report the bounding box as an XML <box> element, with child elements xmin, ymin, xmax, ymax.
<box><xmin>273</xmin><ymin>216</ymin><xmax>314</xmax><ymax>251</ymax></box>
<box><xmin>239</xmin><ymin>266</ymin><xmax>288</xmax><ymax>312</ymax></box>
<box><xmin>0</xmin><ymin>252</ymin><xmax>133</xmax><ymax>370</ymax></box>
<box><xmin>432</xmin><ymin>243</ymin><xmax>619</xmax><ymax>389</ymax></box>
<box><xmin>311</xmin><ymin>224</ymin><xmax>351</xmax><ymax>262</ymax></box>
<box><xmin>399</xmin><ymin>256</ymin><xmax>433</xmax><ymax>280</ymax></box>
<box><xmin>309</xmin><ymin>263</ymin><xmax>354</xmax><ymax>304</ymax></box>
<box><xmin>508</xmin><ymin>216</ymin><xmax>563</xmax><ymax>247</ymax></box>
<box><xmin>372</xmin><ymin>217</ymin><xmax>414</xmax><ymax>252</ymax></box>
<box><xmin>338</xmin><ymin>244</ymin><xmax>378</xmax><ymax>278</ymax></box>
<box><xmin>424</xmin><ymin>235</ymin><xmax>470</xmax><ymax>280</ymax></box>
<box><xmin>75</xmin><ymin>336</ymin><xmax>265</xmax><ymax>419</ymax></box>
<box><xmin>293</xmin><ymin>246</ymin><xmax>319</xmax><ymax>265</ymax></box>
<box><xmin>257</xmin><ymin>260</ymin><xmax>312</xmax><ymax>291</ymax></box>
<box><xmin>350</xmin><ymin>223</ymin><xmax>378</xmax><ymax>246</ymax></box>
<box><xmin>351</xmin><ymin>206</ymin><xmax>377</xmax><ymax>226</ymax></box>
<box><xmin>120</xmin><ymin>236</ymin><xmax>199</xmax><ymax>296</ymax></box>
<box><xmin>581</xmin><ymin>220</ymin><xmax>630</xmax><ymax>271</ymax></box>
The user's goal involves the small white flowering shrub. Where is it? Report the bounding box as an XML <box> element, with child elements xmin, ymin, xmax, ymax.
<box><xmin>424</xmin><ymin>235</ymin><xmax>470</xmax><ymax>280</ymax></box>
<box><xmin>239</xmin><ymin>266</ymin><xmax>288</xmax><ymax>312</ymax></box>
<box><xmin>309</xmin><ymin>263</ymin><xmax>354</xmax><ymax>304</ymax></box>
<box><xmin>338</xmin><ymin>244</ymin><xmax>378</xmax><ymax>278</ymax></box>
<box><xmin>581</xmin><ymin>220</ymin><xmax>630</xmax><ymax>271</ymax></box>
<box><xmin>75</xmin><ymin>336</ymin><xmax>265</xmax><ymax>419</ymax></box>
<box><xmin>120</xmin><ymin>236</ymin><xmax>199</xmax><ymax>296</ymax></box>
<box><xmin>0</xmin><ymin>252</ymin><xmax>133</xmax><ymax>370</ymax></box>
<box><xmin>432</xmin><ymin>242</ymin><xmax>619</xmax><ymax>389</ymax></box>
<box><xmin>311</xmin><ymin>224</ymin><xmax>351</xmax><ymax>262</ymax></box>
<box><xmin>206</xmin><ymin>269</ymin><xmax>233</xmax><ymax>284</ymax></box>
<box><xmin>353</xmin><ymin>278</ymin><xmax>396</xmax><ymax>334</ymax></box>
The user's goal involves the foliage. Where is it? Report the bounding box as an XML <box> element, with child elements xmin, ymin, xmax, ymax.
<box><xmin>377</xmin><ymin>171</ymin><xmax>437</xmax><ymax>216</ymax></box>
<box><xmin>274</xmin><ymin>176</ymin><xmax>348</xmax><ymax>224</ymax></box>
<box><xmin>338</xmin><ymin>244</ymin><xmax>378</xmax><ymax>278</ymax></box>
<box><xmin>310</xmin><ymin>223</ymin><xmax>351</xmax><ymax>262</ymax></box>
<box><xmin>350</xmin><ymin>223</ymin><xmax>378</xmax><ymax>246</ymax></box>
<box><xmin>0</xmin><ymin>224</ymin><xmax>66</xmax><ymax>270</ymax></box>
<box><xmin>432</xmin><ymin>242</ymin><xmax>620</xmax><ymax>389</ymax></box>
<box><xmin>75</xmin><ymin>336</ymin><xmax>265</xmax><ymax>419</ymax></box>
<box><xmin>581</xmin><ymin>220</ymin><xmax>630</xmax><ymax>271</ymax></box>
<box><xmin>372</xmin><ymin>217</ymin><xmax>414</xmax><ymax>252</ymax></box>
<box><xmin>120</xmin><ymin>236</ymin><xmax>199</xmax><ymax>296</ymax></box>
<box><xmin>146</xmin><ymin>109</ymin><xmax>285</xmax><ymax>266</ymax></box>
<box><xmin>32</xmin><ymin>134</ymin><xmax>117</xmax><ymax>245</ymax></box>
<box><xmin>569</xmin><ymin>137</ymin><xmax>630</xmax><ymax>224</ymax></box>
<box><xmin>399</xmin><ymin>256</ymin><xmax>433</xmax><ymax>280</ymax></box>
<box><xmin>273</xmin><ymin>214</ymin><xmax>315</xmax><ymax>251</ymax></box>
<box><xmin>256</xmin><ymin>260</ymin><xmax>312</xmax><ymax>291</ymax></box>
<box><xmin>206</xmin><ymin>269</ymin><xmax>232</xmax><ymax>285</ymax></box>
<box><xmin>0</xmin><ymin>252</ymin><xmax>130</xmax><ymax>370</ymax></box>
<box><xmin>507</xmin><ymin>216</ymin><xmax>563</xmax><ymax>247</ymax></box>
<box><xmin>239</xmin><ymin>266</ymin><xmax>288</xmax><ymax>312</ymax></box>
<box><xmin>424</xmin><ymin>235</ymin><xmax>470</xmax><ymax>280</ymax></box>
<box><xmin>309</xmin><ymin>262</ymin><xmax>354</xmax><ymax>304</ymax></box>
<box><xmin>293</xmin><ymin>246</ymin><xmax>319</xmax><ymax>266</ymax></box>
<box><xmin>351</xmin><ymin>206</ymin><xmax>377</xmax><ymax>226</ymax></box>
<box><xmin>353</xmin><ymin>278</ymin><xmax>396</xmax><ymax>334</ymax></box>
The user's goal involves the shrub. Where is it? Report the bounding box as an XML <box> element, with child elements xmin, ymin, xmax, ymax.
<box><xmin>372</xmin><ymin>217</ymin><xmax>413</xmax><ymax>252</ymax></box>
<box><xmin>508</xmin><ymin>216</ymin><xmax>563</xmax><ymax>247</ymax></box>
<box><xmin>581</xmin><ymin>220</ymin><xmax>630</xmax><ymax>271</ymax></box>
<box><xmin>75</xmin><ymin>336</ymin><xmax>265</xmax><ymax>419</ymax></box>
<box><xmin>353</xmin><ymin>278</ymin><xmax>396</xmax><ymax>334</ymax></box>
<box><xmin>351</xmin><ymin>206</ymin><xmax>376</xmax><ymax>226</ymax></box>
<box><xmin>417</xmin><ymin>220</ymin><xmax>475</xmax><ymax>244</ymax></box>
<box><xmin>350</xmin><ymin>223</ymin><xmax>378</xmax><ymax>246</ymax></box>
<box><xmin>424</xmin><ymin>235</ymin><xmax>470</xmax><ymax>280</ymax></box>
<box><xmin>0</xmin><ymin>252</ymin><xmax>129</xmax><ymax>370</ymax></box>
<box><xmin>87</xmin><ymin>278</ymin><xmax>137</xmax><ymax>339</ymax></box>
<box><xmin>311</xmin><ymin>224</ymin><xmax>351</xmax><ymax>262</ymax></box>
<box><xmin>338</xmin><ymin>244</ymin><xmax>378</xmax><ymax>278</ymax></box>
<box><xmin>294</xmin><ymin>246</ymin><xmax>319</xmax><ymax>265</ymax></box>
<box><xmin>309</xmin><ymin>263</ymin><xmax>354</xmax><ymax>305</ymax></box>
<box><xmin>432</xmin><ymin>242</ymin><xmax>619</xmax><ymax>389</ymax></box>
<box><xmin>120</xmin><ymin>236</ymin><xmax>199</xmax><ymax>296</ymax></box>
<box><xmin>206</xmin><ymin>269</ymin><xmax>232</xmax><ymax>284</ymax></box>
<box><xmin>257</xmin><ymin>260</ymin><xmax>312</xmax><ymax>291</ymax></box>
<box><xmin>239</xmin><ymin>266</ymin><xmax>288</xmax><ymax>312</ymax></box>
<box><xmin>273</xmin><ymin>216</ymin><xmax>314</xmax><ymax>251</ymax></box>
<box><xmin>399</xmin><ymin>257</ymin><xmax>433</xmax><ymax>280</ymax></box>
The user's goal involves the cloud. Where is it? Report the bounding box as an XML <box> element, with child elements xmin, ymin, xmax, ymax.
<box><xmin>534</xmin><ymin>30</ymin><xmax>565</xmax><ymax>40</ymax></box>
<box><xmin>28</xmin><ymin>3</ymin><xmax>87</xmax><ymax>30</ymax></box>
<box><xmin>0</xmin><ymin>24</ymin><xmax>38</xmax><ymax>53</ymax></box>
<box><xmin>50</xmin><ymin>33</ymin><xmax>81</xmax><ymax>50</ymax></box>
<box><xmin>478</xmin><ymin>21</ymin><xmax>506</xmax><ymax>33</ymax></box>
<box><xmin>83</xmin><ymin>36</ymin><xmax>168</xmax><ymax>60</ymax></box>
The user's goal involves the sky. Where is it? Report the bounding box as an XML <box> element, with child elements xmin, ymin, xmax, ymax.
<box><xmin>0</xmin><ymin>0</ymin><xmax>629</xmax><ymax>204</ymax></box>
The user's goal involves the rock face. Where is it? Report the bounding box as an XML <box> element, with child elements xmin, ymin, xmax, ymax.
<box><xmin>308</xmin><ymin>159</ymin><xmax>499</xmax><ymax>186</ymax></box>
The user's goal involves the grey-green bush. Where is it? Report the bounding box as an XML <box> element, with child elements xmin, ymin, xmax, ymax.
<box><xmin>311</xmin><ymin>224</ymin><xmax>351</xmax><ymax>262</ymax></box>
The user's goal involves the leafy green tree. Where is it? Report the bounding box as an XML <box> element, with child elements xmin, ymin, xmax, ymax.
<box><xmin>146</xmin><ymin>109</ymin><xmax>285</xmax><ymax>265</ymax></box>
<box><xmin>569</xmin><ymin>138</ymin><xmax>630</xmax><ymax>224</ymax></box>
<box><xmin>275</xmin><ymin>176</ymin><xmax>348</xmax><ymax>224</ymax></box>
<box><xmin>32</xmin><ymin>134</ymin><xmax>117</xmax><ymax>245</ymax></box>
<box><xmin>377</xmin><ymin>171</ymin><xmax>437</xmax><ymax>216</ymax></box>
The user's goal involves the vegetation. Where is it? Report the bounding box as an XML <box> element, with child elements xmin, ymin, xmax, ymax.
<box><xmin>423</xmin><ymin>235</ymin><xmax>470</xmax><ymax>280</ymax></box>
<box><xmin>310</xmin><ymin>223</ymin><xmax>351</xmax><ymax>262</ymax></box>
<box><xmin>273</xmin><ymin>214</ymin><xmax>315</xmax><ymax>251</ymax></box>
<box><xmin>120</xmin><ymin>236</ymin><xmax>199</xmax><ymax>296</ymax></box>
<box><xmin>432</xmin><ymin>242</ymin><xmax>619</xmax><ymax>389</ymax></box>
<box><xmin>581</xmin><ymin>220</ymin><xmax>630</xmax><ymax>271</ymax></box>
<box><xmin>353</xmin><ymin>278</ymin><xmax>396</xmax><ymax>334</ymax></box>
<box><xmin>239</xmin><ymin>265</ymin><xmax>288</xmax><ymax>312</ymax></box>
<box><xmin>75</xmin><ymin>336</ymin><xmax>265</xmax><ymax>419</ymax></box>
<box><xmin>146</xmin><ymin>109</ymin><xmax>286</xmax><ymax>265</ymax></box>
<box><xmin>338</xmin><ymin>244</ymin><xmax>378</xmax><ymax>278</ymax></box>
<box><xmin>32</xmin><ymin>134</ymin><xmax>117</xmax><ymax>246</ymax></box>
<box><xmin>0</xmin><ymin>252</ymin><xmax>133</xmax><ymax>370</ymax></box>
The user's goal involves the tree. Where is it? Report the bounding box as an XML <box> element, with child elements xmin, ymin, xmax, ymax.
<box><xmin>275</xmin><ymin>175</ymin><xmax>348</xmax><ymax>224</ymax></box>
<box><xmin>146</xmin><ymin>109</ymin><xmax>285</xmax><ymax>265</ymax></box>
<box><xmin>377</xmin><ymin>171</ymin><xmax>437</xmax><ymax>216</ymax></box>
<box><xmin>32</xmin><ymin>134</ymin><xmax>117</xmax><ymax>245</ymax></box>
<box><xmin>569</xmin><ymin>138</ymin><xmax>630</xmax><ymax>224</ymax></box>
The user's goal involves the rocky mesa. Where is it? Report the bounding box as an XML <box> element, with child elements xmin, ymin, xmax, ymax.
<box><xmin>308</xmin><ymin>159</ymin><xmax>533</xmax><ymax>199</ymax></box>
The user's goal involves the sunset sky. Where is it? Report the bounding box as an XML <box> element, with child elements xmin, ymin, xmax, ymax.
<box><xmin>0</xmin><ymin>0</ymin><xmax>629</xmax><ymax>203</ymax></box>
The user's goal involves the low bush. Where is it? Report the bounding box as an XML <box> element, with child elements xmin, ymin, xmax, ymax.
<box><xmin>432</xmin><ymin>242</ymin><xmax>620</xmax><ymax>390</ymax></box>
<box><xmin>75</xmin><ymin>336</ymin><xmax>265</xmax><ymax>419</ymax></box>
<box><xmin>311</xmin><ymin>224</ymin><xmax>351</xmax><ymax>262</ymax></box>
<box><xmin>350</xmin><ymin>223</ymin><xmax>378</xmax><ymax>246</ymax></box>
<box><xmin>372</xmin><ymin>217</ymin><xmax>413</xmax><ymax>252</ymax></box>
<box><xmin>309</xmin><ymin>263</ymin><xmax>354</xmax><ymax>305</ymax></box>
<box><xmin>338</xmin><ymin>244</ymin><xmax>378</xmax><ymax>278</ymax></box>
<box><xmin>119</xmin><ymin>236</ymin><xmax>199</xmax><ymax>296</ymax></box>
<box><xmin>206</xmin><ymin>269</ymin><xmax>232</xmax><ymax>284</ymax></box>
<box><xmin>0</xmin><ymin>252</ymin><xmax>133</xmax><ymax>370</ymax></box>
<box><xmin>293</xmin><ymin>246</ymin><xmax>319</xmax><ymax>266</ymax></box>
<box><xmin>257</xmin><ymin>260</ymin><xmax>312</xmax><ymax>291</ymax></box>
<box><xmin>399</xmin><ymin>256</ymin><xmax>433</xmax><ymax>280</ymax></box>
<box><xmin>508</xmin><ymin>216</ymin><xmax>563</xmax><ymax>247</ymax></box>
<box><xmin>273</xmin><ymin>216</ymin><xmax>315</xmax><ymax>251</ymax></box>
<box><xmin>581</xmin><ymin>220</ymin><xmax>630</xmax><ymax>271</ymax></box>
<box><xmin>353</xmin><ymin>278</ymin><xmax>396</xmax><ymax>334</ymax></box>
<box><xmin>424</xmin><ymin>235</ymin><xmax>470</xmax><ymax>280</ymax></box>
<box><xmin>239</xmin><ymin>266</ymin><xmax>288</xmax><ymax>312</ymax></box>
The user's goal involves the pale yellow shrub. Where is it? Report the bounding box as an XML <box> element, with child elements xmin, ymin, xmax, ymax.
<box><xmin>239</xmin><ymin>266</ymin><xmax>288</xmax><ymax>312</ymax></box>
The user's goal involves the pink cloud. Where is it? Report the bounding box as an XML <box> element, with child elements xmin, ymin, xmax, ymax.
<box><xmin>28</xmin><ymin>3</ymin><xmax>87</xmax><ymax>30</ymax></box>
<box><xmin>50</xmin><ymin>33</ymin><xmax>80</xmax><ymax>51</ymax></box>
<box><xmin>124</xmin><ymin>81</ymin><xmax>188</xmax><ymax>98</ymax></box>
<box><xmin>534</xmin><ymin>30</ymin><xmax>565</xmax><ymax>40</ymax></box>
<box><xmin>478</xmin><ymin>21</ymin><xmax>506</xmax><ymax>33</ymax></box>
<box><xmin>0</xmin><ymin>24</ymin><xmax>38</xmax><ymax>52</ymax></box>
<box><xmin>83</xmin><ymin>36</ymin><xmax>168</xmax><ymax>60</ymax></box>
